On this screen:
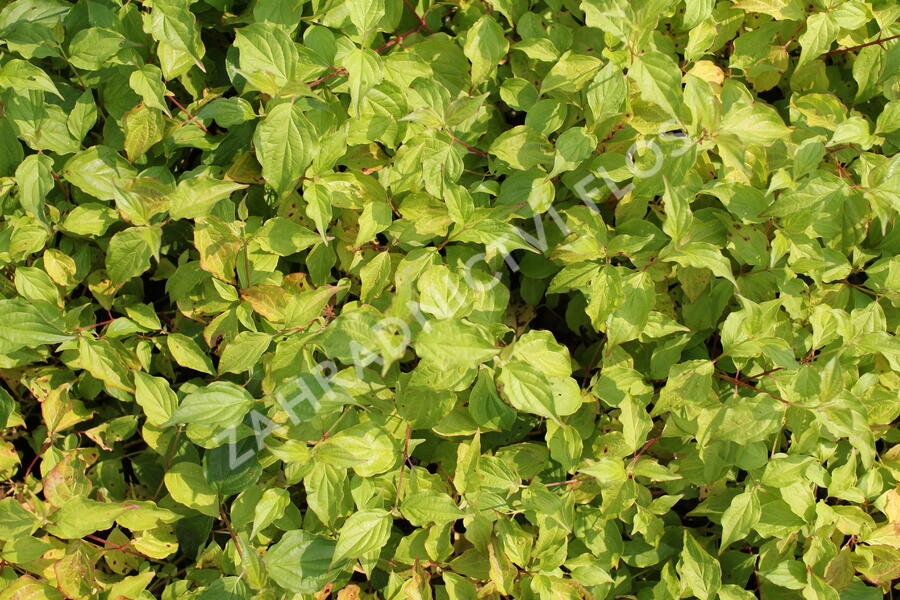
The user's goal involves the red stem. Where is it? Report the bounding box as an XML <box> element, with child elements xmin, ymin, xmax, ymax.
<box><xmin>308</xmin><ymin>67</ymin><xmax>348</xmax><ymax>88</ymax></box>
<box><xmin>23</xmin><ymin>440</ymin><xmax>51</xmax><ymax>479</ymax></box>
<box><xmin>401</xmin><ymin>0</ymin><xmax>432</xmax><ymax>33</ymax></box>
<box><xmin>73</xmin><ymin>318</ymin><xmax>115</xmax><ymax>333</ymax></box>
<box><xmin>168</xmin><ymin>96</ymin><xmax>210</xmax><ymax>134</ymax></box>
<box><xmin>448</xmin><ymin>133</ymin><xmax>487</xmax><ymax>156</ymax></box>
<box><xmin>544</xmin><ymin>476</ymin><xmax>588</xmax><ymax>488</ymax></box>
<box><xmin>630</xmin><ymin>432</ymin><xmax>662</xmax><ymax>467</ymax></box>
<box><xmin>374</xmin><ymin>25</ymin><xmax>422</xmax><ymax>53</ymax></box>
<box><xmin>715</xmin><ymin>372</ymin><xmax>797</xmax><ymax>406</ymax></box>
<box><xmin>84</xmin><ymin>534</ymin><xmax>144</xmax><ymax>557</ymax></box>
<box><xmin>823</xmin><ymin>33</ymin><xmax>900</xmax><ymax>56</ymax></box>
<box><xmin>581</xmin><ymin>343</ymin><xmax>604</xmax><ymax>388</ymax></box>
<box><xmin>308</xmin><ymin>0</ymin><xmax>434</xmax><ymax>87</ymax></box>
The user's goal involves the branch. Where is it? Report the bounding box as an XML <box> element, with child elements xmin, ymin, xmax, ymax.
<box><xmin>168</xmin><ymin>96</ymin><xmax>211</xmax><ymax>135</ymax></box>
<box><xmin>544</xmin><ymin>476</ymin><xmax>588</xmax><ymax>488</ymax></box>
<box><xmin>629</xmin><ymin>432</ymin><xmax>662</xmax><ymax>468</ymax></box>
<box><xmin>308</xmin><ymin>66</ymin><xmax>348</xmax><ymax>88</ymax></box>
<box><xmin>84</xmin><ymin>534</ymin><xmax>144</xmax><ymax>558</ymax></box>
<box><xmin>308</xmin><ymin>0</ymin><xmax>436</xmax><ymax>87</ymax></box>
<box><xmin>73</xmin><ymin>318</ymin><xmax>115</xmax><ymax>333</ymax></box>
<box><xmin>23</xmin><ymin>439</ymin><xmax>51</xmax><ymax>479</ymax></box>
<box><xmin>448</xmin><ymin>133</ymin><xmax>487</xmax><ymax>156</ymax></box>
<box><xmin>402</xmin><ymin>0</ymin><xmax>433</xmax><ymax>33</ymax></box>
<box><xmin>715</xmin><ymin>372</ymin><xmax>797</xmax><ymax>406</ymax></box>
<box><xmin>823</xmin><ymin>33</ymin><xmax>900</xmax><ymax>56</ymax></box>
<box><xmin>374</xmin><ymin>25</ymin><xmax>422</xmax><ymax>53</ymax></box>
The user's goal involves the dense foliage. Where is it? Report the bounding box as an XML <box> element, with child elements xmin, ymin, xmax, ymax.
<box><xmin>1</xmin><ymin>0</ymin><xmax>899</xmax><ymax>598</ymax></box>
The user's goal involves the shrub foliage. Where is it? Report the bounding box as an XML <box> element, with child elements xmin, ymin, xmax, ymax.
<box><xmin>0</xmin><ymin>0</ymin><xmax>899</xmax><ymax>598</ymax></box>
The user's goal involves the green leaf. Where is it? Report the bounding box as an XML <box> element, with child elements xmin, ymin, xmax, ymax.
<box><xmin>196</xmin><ymin>578</ymin><xmax>250</xmax><ymax>600</ymax></box>
<box><xmin>77</xmin><ymin>337</ymin><xmax>135</xmax><ymax>392</ymax></box>
<box><xmin>1</xmin><ymin>2</ymin><xmax>898</xmax><ymax>595</ymax></box>
<box><xmin>415</xmin><ymin>319</ymin><xmax>500</xmax><ymax>369</ymax></box>
<box><xmin>123</xmin><ymin>104</ymin><xmax>166</xmax><ymax>162</ymax></box>
<box><xmin>63</xmin><ymin>146</ymin><xmax>137</xmax><ymax>201</ymax></box>
<box><xmin>359</xmin><ymin>251</ymin><xmax>393</xmax><ymax>302</ymax></box>
<box><xmin>234</xmin><ymin>23</ymin><xmax>299</xmax><ymax>95</ymax></box>
<box><xmin>464</xmin><ymin>15</ymin><xmax>508</xmax><ymax>85</ymax></box>
<box><xmin>798</xmin><ymin>12</ymin><xmax>838</xmax><ymax>68</ymax></box>
<box><xmin>253</xmin><ymin>101</ymin><xmax>316</xmax><ymax>196</ymax></box>
<box><xmin>347</xmin><ymin>0</ymin><xmax>385</xmax><ymax>43</ymax></box>
<box><xmin>552</xmin><ymin>127</ymin><xmax>597</xmax><ymax>177</ymax></box>
<box><xmin>167</xmin><ymin>381</ymin><xmax>253</xmax><ymax>429</ymax></box>
<box><xmin>106</xmin><ymin>226</ymin><xmax>162</xmax><ymax>284</ymax></box>
<box><xmin>488</xmin><ymin>125</ymin><xmax>554</xmax><ymax>170</ymax></box>
<box><xmin>497</xmin><ymin>360</ymin><xmax>559</xmax><ymax>423</ymax></box>
<box><xmin>67</xmin><ymin>27</ymin><xmax>133</xmax><ymax>71</ymax></box>
<box><xmin>0</xmin><ymin>299</ymin><xmax>71</xmax><ymax>350</ymax></box>
<box><xmin>606</xmin><ymin>271</ymin><xmax>655</xmax><ymax>346</ymax></box>
<box><xmin>678</xmin><ymin>530</ymin><xmax>722</xmax><ymax>600</ymax></box>
<box><xmin>683</xmin><ymin>0</ymin><xmax>714</xmax><ymax>29</ymax></box>
<box><xmin>250</xmin><ymin>488</ymin><xmax>290</xmax><ymax>538</ymax></box>
<box><xmin>344</xmin><ymin>47</ymin><xmax>383</xmax><ymax>118</ymax></box>
<box><xmin>197</xmin><ymin>97</ymin><xmax>256</xmax><ymax>128</ymax></box>
<box><xmin>720</xmin><ymin>489</ymin><xmax>761</xmax><ymax>550</ymax></box>
<box><xmin>620</xmin><ymin>395</ymin><xmax>652</xmax><ymax>453</ymax></box>
<box><xmin>332</xmin><ymin>509</ymin><xmax>391</xmax><ymax>563</ymax></box>
<box><xmin>166</xmin><ymin>333</ymin><xmax>215</xmax><ymax>374</ymax></box>
<box><xmin>68</xmin><ymin>89</ymin><xmax>98</xmax><ymax>144</ymax></box>
<box><xmin>661</xmin><ymin>178</ymin><xmax>692</xmax><ymax>244</ymax></box>
<box><xmin>0</xmin><ymin>59</ymin><xmax>62</xmax><ymax>98</ymax></box>
<box><xmin>147</xmin><ymin>0</ymin><xmax>206</xmax><ymax>71</ymax></box>
<box><xmin>129</xmin><ymin>64</ymin><xmax>172</xmax><ymax>116</ymax></box>
<box><xmin>0</xmin><ymin>576</ymin><xmax>65</xmax><ymax>599</ymax></box>
<box><xmin>718</xmin><ymin>102</ymin><xmax>790</xmax><ymax>145</ymax></box>
<box><xmin>629</xmin><ymin>51</ymin><xmax>684</xmax><ymax>121</ymax></box>
<box><xmin>15</xmin><ymin>153</ymin><xmax>53</xmax><ymax>222</ymax></box>
<box><xmin>0</xmin><ymin>498</ymin><xmax>39</xmax><ymax>541</ymax></box>
<box><xmin>401</xmin><ymin>491</ymin><xmax>467</xmax><ymax>525</ymax></box>
<box><xmin>316</xmin><ymin>423</ymin><xmax>397</xmax><ymax>477</ymax></box>
<box><xmin>46</xmin><ymin>497</ymin><xmax>128</xmax><ymax>539</ymax></box>
<box><xmin>217</xmin><ymin>331</ymin><xmax>272</xmax><ymax>375</ymax></box>
<box><xmin>169</xmin><ymin>176</ymin><xmax>247</xmax><ymax>221</ymax></box>
<box><xmin>660</xmin><ymin>242</ymin><xmax>735</xmax><ymax>284</ymax></box>
<box><xmin>264</xmin><ymin>531</ymin><xmax>340</xmax><ymax>594</ymax></box>
<box><xmin>256</xmin><ymin>217</ymin><xmax>319</xmax><ymax>255</ymax></box>
<box><xmin>541</xmin><ymin>51</ymin><xmax>603</xmax><ymax>94</ymax></box>
<box><xmin>133</xmin><ymin>371</ymin><xmax>178</xmax><ymax>427</ymax></box>
<box><xmin>61</xmin><ymin>203</ymin><xmax>119</xmax><ymax>237</ymax></box>
<box><xmin>164</xmin><ymin>462</ymin><xmax>219</xmax><ymax>517</ymax></box>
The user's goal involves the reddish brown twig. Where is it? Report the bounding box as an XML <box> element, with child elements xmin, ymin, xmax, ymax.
<box><xmin>308</xmin><ymin>67</ymin><xmax>348</xmax><ymax>88</ymax></box>
<box><xmin>152</xmin><ymin>427</ymin><xmax>183</xmax><ymax>500</ymax></box>
<box><xmin>715</xmin><ymin>372</ymin><xmax>797</xmax><ymax>406</ymax></box>
<box><xmin>374</xmin><ymin>25</ymin><xmax>422</xmax><ymax>52</ymax></box>
<box><xmin>826</xmin><ymin>144</ymin><xmax>863</xmax><ymax>156</ymax></box>
<box><xmin>23</xmin><ymin>440</ymin><xmax>51</xmax><ymax>479</ymax></box>
<box><xmin>73</xmin><ymin>318</ymin><xmax>115</xmax><ymax>333</ymax></box>
<box><xmin>84</xmin><ymin>534</ymin><xmax>144</xmax><ymax>558</ymax></box>
<box><xmin>544</xmin><ymin>476</ymin><xmax>588</xmax><ymax>488</ymax></box>
<box><xmin>168</xmin><ymin>96</ymin><xmax>210</xmax><ymax>134</ymax></box>
<box><xmin>746</xmin><ymin>367</ymin><xmax>784</xmax><ymax>380</ymax></box>
<box><xmin>581</xmin><ymin>343</ymin><xmax>604</xmax><ymax>388</ymax></box>
<box><xmin>402</xmin><ymin>423</ymin><xmax>414</xmax><ymax>469</ymax></box>
<box><xmin>308</xmin><ymin>0</ymin><xmax>434</xmax><ymax>88</ymax></box>
<box><xmin>402</xmin><ymin>0</ymin><xmax>432</xmax><ymax>33</ymax></box>
<box><xmin>220</xmin><ymin>509</ymin><xmax>243</xmax><ymax>559</ymax></box>
<box><xmin>823</xmin><ymin>33</ymin><xmax>900</xmax><ymax>56</ymax></box>
<box><xmin>448</xmin><ymin>133</ymin><xmax>487</xmax><ymax>156</ymax></box>
<box><xmin>630</xmin><ymin>432</ymin><xmax>662</xmax><ymax>467</ymax></box>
